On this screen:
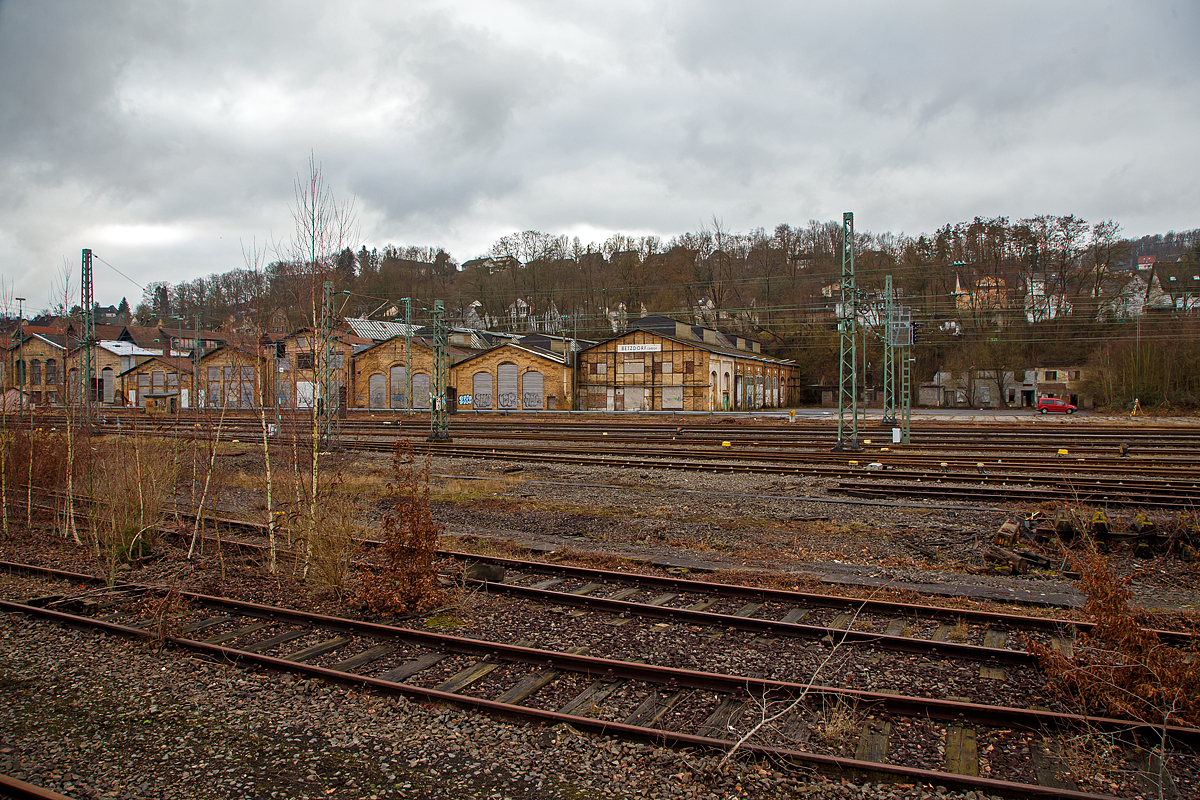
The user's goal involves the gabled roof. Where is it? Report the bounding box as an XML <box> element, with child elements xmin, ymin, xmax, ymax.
<box><xmin>1154</xmin><ymin>261</ymin><xmax>1200</xmax><ymax>297</ymax></box>
<box><xmin>453</xmin><ymin>341</ymin><xmax>568</xmax><ymax>369</ymax></box>
<box><xmin>13</xmin><ymin>331</ymin><xmax>74</xmax><ymax>351</ymax></box>
<box><xmin>96</xmin><ymin>340</ymin><xmax>162</xmax><ymax>358</ymax></box>
<box><xmin>580</xmin><ymin>327</ymin><xmax>793</xmax><ymax>366</ymax></box>
<box><xmin>118</xmin><ymin>354</ymin><xmax>195</xmax><ymax>378</ymax></box>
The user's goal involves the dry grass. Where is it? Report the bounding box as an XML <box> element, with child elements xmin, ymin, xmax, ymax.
<box><xmin>815</xmin><ymin>695</ymin><xmax>860</xmax><ymax>747</ymax></box>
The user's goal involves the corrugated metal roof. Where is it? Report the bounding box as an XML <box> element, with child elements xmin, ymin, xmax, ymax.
<box><xmin>97</xmin><ymin>340</ymin><xmax>163</xmax><ymax>357</ymax></box>
<box><xmin>345</xmin><ymin>318</ymin><xmax>420</xmax><ymax>341</ymax></box>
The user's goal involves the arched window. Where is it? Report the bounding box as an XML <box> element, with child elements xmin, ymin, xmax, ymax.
<box><xmin>389</xmin><ymin>365</ymin><xmax>406</xmax><ymax>409</ymax></box>
<box><xmin>472</xmin><ymin>371</ymin><xmax>492</xmax><ymax>410</ymax></box>
<box><xmin>412</xmin><ymin>373</ymin><xmax>431</xmax><ymax>409</ymax></box>
<box><xmin>368</xmin><ymin>373</ymin><xmax>386</xmax><ymax>408</ymax></box>
<box><xmin>522</xmin><ymin>370</ymin><xmax>544</xmax><ymax>409</ymax></box>
<box><xmin>497</xmin><ymin>363</ymin><xmax>519</xmax><ymax>409</ymax></box>
<box><xmin>45</xmin><ymin>359</ymin><xmax>57</xmax><ymax>386</ymax></box>
<box><xmin>30</xmin><ymin>359</ymin><xmax>41</xmax><ymax>385</ymax></box>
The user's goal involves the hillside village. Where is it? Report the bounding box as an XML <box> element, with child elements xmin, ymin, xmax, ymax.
<box><xmin>3</xmin><ymin>219</ymin><xmax>1199</xmax><ymax>413</ymax></box>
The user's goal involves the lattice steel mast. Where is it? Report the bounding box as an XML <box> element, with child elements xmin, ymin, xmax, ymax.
<box><xmin>317</xmin><ymin>280</ymin><xmax>341</xmax><ymax>449</ymax></box>
<box><xmin>401</xmin><ymin>297</ymin><xmax>413</xmax><ymax>411</ymax></box>
<box><xmin>834</xmin><ymin>213</ymin><xmax>861</xmax><ymax>452</ymax></box>
<box><xmin>429</xmin><ymin>299</ymin><xmax>451</xmax><ymax>441</ymax></box>
<box><xmin>881</xmin><ymin>275</ymin><xmax>896</xmax><ymax>428</ymax></box>
<box><xmin>81</xmin><ymin>249</ymin><xmax>95</xmax><ymax>417</ymax></box>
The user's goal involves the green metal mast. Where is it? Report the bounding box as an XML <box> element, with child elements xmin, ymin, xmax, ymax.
<box><xmin>193</xmin><ymin>312</ymin><xmax>201</xmax><ymax>409</ymax></box>
<box><xmin>81</xmin><ymin>249</ymin><xmax>95</xmax><ymax>416</ymax></box>
<box><xmin>402</xmin><ymin>297</ymin><xmax>413</xmax><ymax>411</ymax></box>
<box><xmin>881</xmin><ymin>275</ymin><xmax>896</xmax><ymax>428</ymax></box>
<box><xmin>899</xmin><ymin>305</ymin><xmax>913</xmax><ymax>445</ymax></box>
<box><xmin>429</xmin><ymin>299</ymin><xmax>450</xmax><ymax>441</ymax></box>
<box><xmin>318</xmin><ymin>280</ymin><xmax>341</xmax><ymax>449</ymax></box>
<box><xmin>834</xmin><ymin>213</ymin><xmax>860</xmax><ymax>451</ymax></box>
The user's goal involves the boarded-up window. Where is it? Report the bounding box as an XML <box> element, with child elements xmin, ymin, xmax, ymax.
<box><xmin>497</xmin><ymin>363</ymin><xmax>519</xmax><ymax>409</ymax></box>
<box><xmin>241</xmin><ymin>367</ymin><xmax>255</xmax><ymax>408</ymax></box>
<box><xmin>596</xmin><ymin>362</ymin><xmax>607</xmax><ymax>375</ymax></box>
<box><xmin>206</xmin><ymin>367</ymin><xmax>220</xmax><ymax>408</ymax></box>
<box><xmin>412</xmin><ymin>373</ymin><xmax>431</xmax><ymax>409</ymax></box>
<box><xmin>473</xmin><ymin>371</ymin><xmax>492</xmax><ymax>410</ymax></box>
<box><xmin>153</xmin><ymin>371</ymin><xmax>165</xmax><ymax>392</ymax></box>
<box><xmin>622</xmin><ymin>360</ymin><xmax>644</xmax><ymax>374</ymax></box>
<box><xmin>662</xmin><ymin>361</ymin><xmax>672</xmax><ymax>374</ymax></box>
<box><xmin>296</xmin><ymin>381</ymin><xmax>314</xmax><ymax>408</ymax></box>
<box><xmin>389</xmin><ymin>365</ymin><xmax>406</xmax><ymax>408</ymax></box>
<box><xmin>101</xmin><ymin>368</ymin><xmax>115</xmax><ymax>404</ymax></box>
<box><xmin>522</xmin><ymin>371</ymin><xmax>543</xmax><ymax>409</ymax></box>
<box><xmin>662</xmin><ymin>386</ymin><xmax>684</xmax><ymax>409</ymax></box>
<box><xmin>368</xmin><ymin>373</ymin><xmax>386</xmax><ymax>408</ymax></box>
<box><xmin>588</xmin><ymin>385</ymin><xmax>607</xmax><ymax>410</ymax></box>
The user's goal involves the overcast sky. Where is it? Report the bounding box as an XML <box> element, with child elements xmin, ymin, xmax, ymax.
<box><xmin>1</xmin><ymin>0</ymin><xmax>1197</xmax><ymax>314</ymax></box>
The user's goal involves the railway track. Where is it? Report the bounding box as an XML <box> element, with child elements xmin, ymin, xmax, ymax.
<box><xmin>1</xmin><ymin>560</ymin><xmax>1193</xmax><ymax>799</ymax></box>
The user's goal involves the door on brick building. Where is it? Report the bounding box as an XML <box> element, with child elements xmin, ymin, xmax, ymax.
<box><xmin>389</xmin><ymin>366</ymin><xmax>406</xmax><ymax>409</ymax></box>
<box><xmin>472</xmin><ymin>372</ymin><xmax>492</xmax><ymax>410</ymax></box>
<box><xmin>368</xmin><ymin>374</ymin><xmax>386</xmax><ymax>408</ymax></box>
<box><xmin>497</xmin><ymin>363</ymin><xmax>519</xmax><ymax>409</ymax></box>
<box><xmin>522</xmin><ymin>371</ymin><xmax>543</xmax><ymax>409</ymax></box>
<box><xmin>101</xmin><ymin>367</ymin><xmax>114</xmax><ymax>404</ymax></box>
<box><xmin>412</xmin><ymin>373</ymin><xmax>431</xmax><ymax>409</ymax></box>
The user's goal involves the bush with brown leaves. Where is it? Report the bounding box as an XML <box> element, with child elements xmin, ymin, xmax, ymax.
<box><xmin>1028</xmin><ymin>540</ymin><xmax>1200</xmax><ymax>728</ymax></box>
<box><xmin>358</xmin><ymin>440</ymin><xmax>446</xmax><ymax>615</ymax></box>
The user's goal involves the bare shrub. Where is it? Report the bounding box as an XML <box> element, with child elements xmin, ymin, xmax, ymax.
<box><xmin>87</xmin><ymin>433</ymin><xmax>181</xmax><ymax>584</ymax></box>
<box><xmin>305</xmin><ymin>475</ymin><xmax>364</xmax><ymax>599</ymax></box>
<box><xmin>1027</xmin><ymin>539</ymin><xmax>1200</xmax><ymax>728</ymax></box>
<box><xmin>358</xmin><ymin>440</ymin><xmax>446</xmax><ymax>614</ymax></box>
<box><xmin>130</xmin><ymin>587</ymin><xmax>189</xmax><ymax>651</ymax></box>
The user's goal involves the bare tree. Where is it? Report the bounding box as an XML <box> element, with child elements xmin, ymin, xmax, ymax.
<box><xmin>284</xmin><ymin>154</ymin><xmax>358</xmax><ymax>576</ymax></box>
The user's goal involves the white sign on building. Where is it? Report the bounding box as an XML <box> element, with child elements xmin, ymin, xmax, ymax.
<box><xmin>617</xmin><ymin>343</ymin><xmax>662</xmax><ymax>353</ymax></box>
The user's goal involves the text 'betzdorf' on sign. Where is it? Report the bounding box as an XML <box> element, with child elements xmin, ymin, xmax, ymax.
<box><xmin>617</xmin><ymin>343</ymin><xmax>662</xmax><ymax>353</ymax></box>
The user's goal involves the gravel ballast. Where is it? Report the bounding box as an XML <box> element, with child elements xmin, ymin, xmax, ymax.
<box><xmin>1</xmin><ymin>613</ymin><xmax>1008</xmax><ymax>800</ymax></box>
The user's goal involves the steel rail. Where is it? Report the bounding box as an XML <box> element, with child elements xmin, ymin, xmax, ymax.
<box><xmin>836</xmin><ymin>480</ymin><xmax>1200</xmax><ymax>509</ymax></box>
<box><xmin>3</xmin><ymin>564</ymin><xmax>1196</xmax><ymax>747</ymax></box>
<box><xmin>436</xmin><ymin>550</ymin><xmax>1193</xmax><ymax>646</ymax></box>
<box><xmin>0</xmin><ymin>774</ymin><xmax>78</xmax><ymax>800</ymax></box>
<box><xmin>0</xmin><ymin>598</ymin><xmax>1123</xmax><ymax>800</ymax></box>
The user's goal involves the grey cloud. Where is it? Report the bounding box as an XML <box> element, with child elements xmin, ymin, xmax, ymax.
<box><xmin>0</xmin><ymin>0</ymin><xmax>1197</xmax><ymax>307</ymax></box>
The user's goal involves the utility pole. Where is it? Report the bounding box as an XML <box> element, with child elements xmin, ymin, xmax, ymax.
<box><xmin>834</xmin><ymin>213</ymin><xmax>861</xmax><ymax>452</ymax></box>
<box><xmin>81</xmin><ymin>249</ymin><xmax>95</xmax><ymax>419</ymax></box>
<box><xmin>429</xmin><ymin>299</ymin><xmax>451</xmax><ymax>441</ymax></box>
